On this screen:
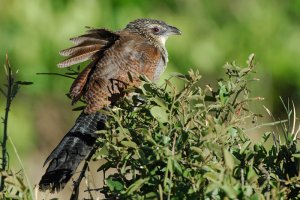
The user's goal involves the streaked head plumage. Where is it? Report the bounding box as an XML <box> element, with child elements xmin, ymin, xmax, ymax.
<box><xmin>126</xmin><ymin>18</ymin><xmax>181</xmax><ymax>43</ymax></box>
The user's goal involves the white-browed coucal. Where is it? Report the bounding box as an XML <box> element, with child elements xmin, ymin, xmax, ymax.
<box><xmin>39</xmin><ymin>18</ymin><xmax>181</xmax><ymax>192</ymax></box>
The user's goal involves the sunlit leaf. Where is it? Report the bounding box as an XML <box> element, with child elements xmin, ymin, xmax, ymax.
<box><xmin>223</xmin><ymin>149</ymin><xmax>235</xmax><ymax>171</ymax></box>
<box><xmin>150</xmin><ymin>106</ymin><xmax>168</xmax><ymax>123</ymax></box>
<box><xmin>125</xmin><ymin>178</ymin><xmax>148</xmax><ymax>195</ymax></box>
<box><xmin>120</xmin><ymin>141</ymin><xmax>138</xmax><ymax>149</ymax></box>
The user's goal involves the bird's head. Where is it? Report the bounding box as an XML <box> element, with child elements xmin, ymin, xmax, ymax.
<box><xmin>126</xmin><ymin>18</ymin><xmax>181</xmax><ymax>46</ymax></box>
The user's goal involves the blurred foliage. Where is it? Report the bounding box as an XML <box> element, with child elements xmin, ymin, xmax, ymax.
<box><xmin>70</xmin><ymin>55</ymin><xmax>299</xmax><ymax>199</ymax></box>
<box><xmin>0</xmin><ymin>169</ymin><xmax>31</xmax><ymax>200</ymax></box>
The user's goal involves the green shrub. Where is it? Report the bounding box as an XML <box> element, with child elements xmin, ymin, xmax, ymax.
<box><xmin>1</xmin><ymin>54</ymin><xmax>299</xmax><ymax>199</ymax></box>
<box><xmin>90</xmin><ymin>54</ymin><xmax>300</xmax><ymax>199</ymax></box>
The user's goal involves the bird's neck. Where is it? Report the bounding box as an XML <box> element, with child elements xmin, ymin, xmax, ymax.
<box><xmin>146</xmin><ymin>34</ymin><xmax>169</xmax><ymax>65</ymax></box>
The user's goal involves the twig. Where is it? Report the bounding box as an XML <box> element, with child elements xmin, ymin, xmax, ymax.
<box><xmin>244</xmin><ymin>119</ymin><xmax>288</xmax><ymax>132</ymax></box>
<box><xmin>258</xmin><ymin>164</ymin><xmax>270</xmax><ymax>200</ymax></box>
<box><xmin>86</xmin><ymin>175</ymin><xmax>95</xmax><ymax>200</ymax></box>
<box><xmin>222</xmin><ymin>87</ymin><xmax>244</xmax><ymax>122</ymax></box>
<box><xmin>172</xmin><ymin>133</ymin><xmax>177</xmax><ymax>157</ymax></box>
<box><xmin>0</xmin><ymin>56</ymin><xmax>13</xmax><ymax>191</ymax></box>
<box><xmin>70</xmin><ymin>145</ymin><xmax>98</xmax><ymax>200</ymax></box>
<box><xmin>36</xmin><ymin>72</ymin><xmax>76</xmax><ymax>79</ymax></box>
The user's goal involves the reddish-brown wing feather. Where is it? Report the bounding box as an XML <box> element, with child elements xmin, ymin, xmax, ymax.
<box><xmin>57</xmin><ymin>50</ymin><xmax>99</xmax><ymax>68</ymax></box>
<box><xmin>69</xmin><ymin>61</ymin><xmax>94</xmax><ymax>104</ymax></box>
<box><xmin>57</xmin><ymin>29</ymin><xmax>119</xmax><ymax>68</ymax></box>
<box><xmin>59</xmin><ymin>44</ymin><xmax>105</xmax><ymax>57</ymax></box>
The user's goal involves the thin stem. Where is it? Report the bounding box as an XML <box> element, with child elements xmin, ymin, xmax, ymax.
<box><xmin>36</xmin><ymin>72</ymin><xmax>76</xmax><ymax>79</ymax></box>
<box><xmin>0</xmin><ymin>64</ymin><xmax>12</xmax><ymax>191</ymax></box>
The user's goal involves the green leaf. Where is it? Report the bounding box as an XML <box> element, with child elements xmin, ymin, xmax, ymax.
<box><xmin>203</xmin><ymin>172</ymin><xmax>219</xmax><ymax>182</ymax></box>
<box><xmin>243</xmin><ymin>185</ymin><xmax>253</xmax><ymax>197</ymax></box>
<box><xmin>173</xmin><ymin>159</ymin><xmax>182</xmax><ymax>174</ymax></box>
<box><xmin>228</xmin><ymin>127</ymin><xmax>238</xmax><ymax>137</ymax></box>
<box><xmin>250</xmin><ymin>193</ymin><xmax>261</xmax><ymax>200</ymax></box>
<box><xmin>98</xmin><ymin>144</ymin><xmax>109</xmax><ymax>156</ymax></box>
<box><xmin>221</xmin><ymin>184</ymin><xmax>237</xmax><ymax>199</ymax></box>
<box><xmin>292</xmin><ymin>153</ymin><xmax>300</xmax><ymax>158</ymax></box>
<box><xmin>97</xmin><ymin>162</ymin><xmax>112</xmax><ymax>172</ymax></box>
<box><xmin>205</xmin><ymin>183</ymin><xmax>219</xmax><ymax>194</ymax></box>
<box><xmin>164</xmin><ymin>157</ymin><xmax>173</xmax><ymax>188</ymax></box>
<box><xmin>223</xmin><ymin>149</ymin><xmax>235</xmax><ymax>170</ymax></box>
<box><xmin>183</xmin><ymin>169</ymin><xmax>191</xmax><ymax>178</ymax></box>
<box><xmin>120</xmin><ymin>140</ymin><xmax>138</xmax><ymax>149</ymax></box>
<box><xmin>150</xmin><ymin>106</ymin><xmax>168</xmax><ymax>123</ymax></box>
<box><xmin>72</xmin><ymin>106</ymin><xmax>85</xmax><ymax>111</ymax></box>
<box><xmin>240</xmin><ymin>141</ymin><xmax>251</xmax><ymax>154</ymax></box>
<box><xmin>170</xmin><ymin>72</ymin><xmax>189</xmax><ymax>80</ymax></box>
<box><xmin>107</xmin><ymin>178</ymin><xmax>124</xmax><ymax>191</ymax></box>
<box><xmin>218</xmin><ymin>83</ymin><xmax>229</xmax><ymax>105</ymax></box>
<box><xmin>191</xmin><ymin>146</ymin><xmax>202</xmax><ymax>154</ymax></box>
<box><xmin>247</xmin><ymin>166</ymin><xmax>258</xmax><ymax>183</ymax></box>
<box><xmin>162</xmin><ymin>136</ymin><xmax>171</xmax><ymax>144</ymax></box>
<box><xmin>125</xmin><ymin>178</ymin><xmax>148</xmax><ymax>195</ymax></box>
<box><xmin>145</xmin><ymin>192</ymin><xmax>157</xmax><ymax>198</ymax></box>
<box><xmin>262</xmin><ymin>132</ymin><xmax>271</xmax><ymax>143</ymax></box>
<box><xmin>150</xmin><ymin>97</ymin><xmax>167</xmax><ymax>108</ymax></box>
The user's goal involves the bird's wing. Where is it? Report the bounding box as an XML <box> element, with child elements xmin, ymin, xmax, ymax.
<box><xmin>58</xmin><ymin>28</ymin><xmax>120</xmax><ymax>103</ymax></box>
<box><xmin>83</xmin><ymin>32</ymin><xmax>163</xmax><ymax>113</ymax></box>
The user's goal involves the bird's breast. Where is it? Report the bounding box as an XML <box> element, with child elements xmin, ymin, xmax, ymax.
<box><xmin>152</xmin><ymin>57</ymin><xmax>167</xmax><ymax>82</ymax></box>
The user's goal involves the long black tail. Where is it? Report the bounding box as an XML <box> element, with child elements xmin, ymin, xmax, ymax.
<box><xmin>39</xmin><ymin>112</ymin><xmax>106</xmax><ymax>192</ymax></box>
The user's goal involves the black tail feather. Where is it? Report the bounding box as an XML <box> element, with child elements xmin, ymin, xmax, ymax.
<box><xmin>39</xmin><ymin>112</ymin><xmax>106</xmax><ymax>192</ymax></box>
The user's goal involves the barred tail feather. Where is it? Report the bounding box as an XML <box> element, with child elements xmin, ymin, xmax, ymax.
<box><xmin>39</xmin><ymin>112</ymin><xmax>106</xmax><ymax>192</ymax></box>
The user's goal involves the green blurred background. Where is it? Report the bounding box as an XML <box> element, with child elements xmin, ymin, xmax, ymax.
<box><xmin>1</xmin><ymin>0</ymin><xmax>300</xmax><ymax>197</ymax></box>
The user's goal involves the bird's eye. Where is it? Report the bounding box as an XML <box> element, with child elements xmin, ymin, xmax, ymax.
<box><xmin>153</xmin><ymin>27</ymin><xmax>160</xmax><ymax>33</ymax></box>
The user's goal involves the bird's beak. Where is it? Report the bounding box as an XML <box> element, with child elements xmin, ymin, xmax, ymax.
<box><xmin>167</xmin><ymin>25</ymin><xmax>181</xmax><ymax>35</ymax></box>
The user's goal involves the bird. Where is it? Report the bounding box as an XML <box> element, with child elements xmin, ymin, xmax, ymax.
<box><xmin>39</xmin><ymin>18</ymin><xmax>181</xmax><ymax>193</ymax></box>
